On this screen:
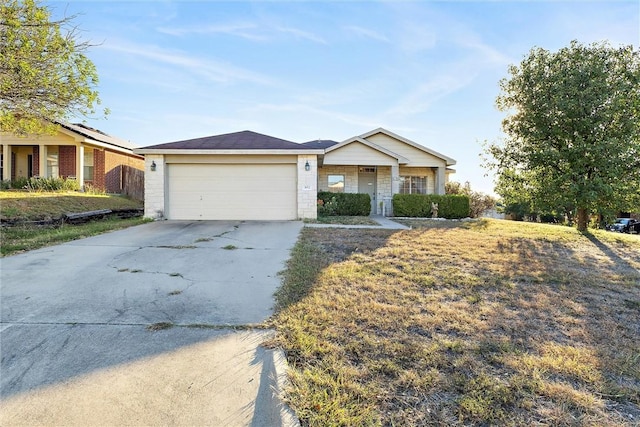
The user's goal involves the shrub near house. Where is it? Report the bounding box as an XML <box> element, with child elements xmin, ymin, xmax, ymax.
<box><xmin>317</xmin><ymin>191</ymin><xmax>371</xmax><ymax>216</ymax></box>
<box><xmin>393</xmin><ymin>194</ymin><xmax>470</xmax><ymax>218</ymax></box>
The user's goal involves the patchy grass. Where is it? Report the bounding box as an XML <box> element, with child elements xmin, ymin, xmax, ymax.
<box><xmin>0</xmin><ymin>190</ymin><xmax>142</xmax><ymax>222</ymax></box>
<box><xmin>305</xmin><ymin>216</ymin><xmax>380</xmax><ymax>226</ymax></box>
<box><xmin>0</xmin><ymin>191</ymin><xmax>148</xmax><ymax>257</ymax></box>
<box><xmin>271</xmin><ymin>219</ymin><xmax>640</xmax><ymax>426</ymax></box>
<box><xmin>1</xmin><ymin>217</ymin><xmax>149</xmax><ymax>257</ymax></box>
<box><xmin>222</xmin><ymin>244</ymin><xmax>238</xmax><ymax>250</ymax></box>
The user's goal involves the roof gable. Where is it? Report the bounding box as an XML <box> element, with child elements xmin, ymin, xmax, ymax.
<box><xmin>359</xmin><ymin>128</ymin><xmax>456</xmax><ymax>166</ymax></box>
<box><xmin>325</xmin><ymin>137</ymin><xmax>410</xmax><ymax>164</ymax></box>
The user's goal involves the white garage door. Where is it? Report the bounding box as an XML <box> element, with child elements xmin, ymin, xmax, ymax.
<box><xmin>167</xmin><ymin>163</ymin><xmax>297</xmax><ymax>220</ymax></box>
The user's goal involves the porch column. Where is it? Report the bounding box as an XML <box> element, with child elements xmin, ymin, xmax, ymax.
<box><xmin>2</xmin><ymin>144</ymin><xmax>11</xmax><ymax>181</ymax></box>
<box><xmin>436</xmin><ymin>166</ymin><xmax>446</xmax><ymax>195</ymax></box>
<box><xmin>77</xmin><ymin>145</ymin><xmax>84</xmax><ymax>189</ymax></box>
<box><xmin>391</xmin><ymin>165</ymin><xmax>400</xmax><ymax>194</ymax></box>
<box><xmin>390</xmin><ymin>164</ymin><xmax>400</xmax><ymax>217</ymax></box>
<box><xmin>39</xmin><ymin>144</ymin><xmax>47</xmax><ymax>178</ymax></box>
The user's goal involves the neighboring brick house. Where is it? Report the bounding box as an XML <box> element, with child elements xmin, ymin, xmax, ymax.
<box><xmin>0</xmin><ymin>122</ymin><xmax>144</xmax><ymax>193</ymax></box>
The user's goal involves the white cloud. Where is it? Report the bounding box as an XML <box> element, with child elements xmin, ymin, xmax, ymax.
<box><xmin>157</xmin><ymin>22</ymin><xmax>268</xmax><ymax>41</ymax></box>
<box><xmin>99</xmin><ymin>41</ymin><xmax>274</xmax><ymax>86</ymax></box>
<box><xmin>343</xmin><ymin>25</ymin><xmax>389</xmax><ymax>43</ymax></box>
<box><xmin>457</xmin><ymin>37</ymin><xmax>514</xmax><ymax>67</ymax></box>
<box><xmin>385</xmin><ymin>71</ymin><xmax>477</xmax><ymax>117</ymax></box>
<box><xmin>158</xmin><ymin>21</ymin><xmax>327</xmax><ymax>45</ymax></box>
<box><xmin>275</xmin><ymin>26</ymin><xmax>327</xmax><ymax>44</ymax></box>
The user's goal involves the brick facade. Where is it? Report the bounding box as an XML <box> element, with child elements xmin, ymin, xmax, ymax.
<box><xmin>93</xmin><ymin>149</ymin><xmax>105</xmax><ymax>189</ymax></box>
<box><xmin>91</xmin><ymin>149</ymin><xmax>144</xmax><ymax>192</ymax></box>
<box><xmin>59</xmin><ymin>146</ymin><xmax>76</xmax><ymax>178</ymax></box>
<box><xmin>32</xmin><ymin>146</ymin><xmax>40</xmax><ymax>176</ymax></box>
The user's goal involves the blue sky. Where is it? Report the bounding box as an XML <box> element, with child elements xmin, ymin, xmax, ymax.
<box><xmin>47</xmin><ymin>0</ymin><xmax>639</xmax><ymax>194</ymax></box>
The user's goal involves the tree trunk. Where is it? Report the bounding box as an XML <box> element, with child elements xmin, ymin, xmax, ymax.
<box><xmin>576</xmin><ymin>207</ymin><xmax>589</xmax><ymax>232</ymax></box>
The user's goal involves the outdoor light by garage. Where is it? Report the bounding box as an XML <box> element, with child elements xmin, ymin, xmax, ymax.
<box><xmin>304</xmin><ymin>161</ymin><xmax>310</xmax><ymax>171</ymax></box>
<box><xmin>150</xmin><ymin>161</ymin><xmax>156</xmax><ymax>171</ymax></box>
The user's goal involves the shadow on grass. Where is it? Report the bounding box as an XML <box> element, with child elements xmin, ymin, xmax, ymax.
<box><xmin>272</xmin><ymin>227</ymin><xmax>399</xmax><ymax>312</ymax></box>
<box><xmin>583</xmin><ymin>231</ymin><xmax>639</xmax><ymax>274</ymax></box>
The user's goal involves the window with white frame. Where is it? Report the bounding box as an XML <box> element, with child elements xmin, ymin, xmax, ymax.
<box><xmin>46</xmin><ymin>148</ymin><xmax>59</xmax><ymax>178</ymax></box>
<box><xmin>83</xmin><ymin>149</ymin><xmax>94</xmax><ymax>181</ymax></box>
<box><xmin>327</xmin><ymin>174</ymin><xmax>345</xmax><ymax>193</ymax></box>
<box><xmin>399</xmin><ymin>176</ymin><xmax>427</xmax><ymax>194</ymax></box>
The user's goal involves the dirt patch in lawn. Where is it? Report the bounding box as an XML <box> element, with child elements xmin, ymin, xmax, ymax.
<box><xmin>271</xmin><ymin>219</ymin><xmax>640</xmax><ymax>426</ymax></box>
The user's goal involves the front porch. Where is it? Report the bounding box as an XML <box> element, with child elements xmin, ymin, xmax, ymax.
<box><xmin>317</xmin><ymin>164</ymin><xmax>448</xmax><ymax>216</ymax></box>
<box><xmin>1</xmin><ymin>143</ymin><xmax>93</xmax><ymax>186</ymax></box>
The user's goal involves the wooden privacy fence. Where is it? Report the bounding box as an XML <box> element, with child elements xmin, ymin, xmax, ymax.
<box><xmin>122</xmin><ymin>165</ymin><xmax>144</xmax><ymax>201</ymax></box>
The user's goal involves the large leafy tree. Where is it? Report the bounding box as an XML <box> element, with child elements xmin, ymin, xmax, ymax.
<box><xmin>485</xmin><ymin>41</ymin><xmax>640</xmax><ymax>231</ymax></box>
<box><xmin>0</xmin><ymin>0</ymin><xmax>105</xmax><ymax>135</ymax></box>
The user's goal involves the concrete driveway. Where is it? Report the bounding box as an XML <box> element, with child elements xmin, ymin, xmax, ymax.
<box><xmin>0</xmin><ymin>220</ymin><xmax>302</xmax><ymax>426</ymax></box>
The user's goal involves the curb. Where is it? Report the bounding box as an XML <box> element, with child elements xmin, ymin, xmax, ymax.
<box><xmin>271</xmin><ymin>348</ymin><xmax>301</xmax><ymax>427</ymax></box>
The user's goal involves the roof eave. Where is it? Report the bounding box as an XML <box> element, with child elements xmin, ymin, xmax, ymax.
<box><xmin>133</xmin><ymin>149</ymin><xmax>324</xmax><ymax>155</ymax></box>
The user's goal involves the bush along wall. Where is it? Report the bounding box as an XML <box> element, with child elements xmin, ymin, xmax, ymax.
<box><xmin>1</xmin><ymin>177</ymin><xmax>80</xmax><ymax>191</ymax></box>
<box><xmin>392</xmin><ymin>194</ymin><xmax>470</xmax><ymax>219</ymax></box>
<box><xmin>317</xmin><ymin>191</ymin><xmax>371</xmax><ymax>216</ymax></box>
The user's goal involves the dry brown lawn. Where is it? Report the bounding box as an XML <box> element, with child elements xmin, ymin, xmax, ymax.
<box><xmin>271</xmin><ymin>219</ymin><xmax>640</xmax><ymax>426</ymax></box>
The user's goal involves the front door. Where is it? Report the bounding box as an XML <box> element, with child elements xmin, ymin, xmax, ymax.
<box><xmin>27</xmin><ymin>154</ymin><xmax>33</xmax><ymax>178</ymax></box>
<box><xmin>358</xmin><ymin>167</ymin><xmax>377</xmax><ymax>215</ymax></box>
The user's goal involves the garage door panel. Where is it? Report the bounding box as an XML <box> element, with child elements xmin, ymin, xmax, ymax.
<box><xmin>167</xmin><ymin>164</ymin><xmax>297</xmax><ymax>220</ymax></box>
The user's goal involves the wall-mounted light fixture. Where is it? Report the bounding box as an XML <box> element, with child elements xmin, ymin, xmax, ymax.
<box><xmin>304</xmin><ymin>161</ymin><xmax>310</xmax><ymax>171</ymax></box>
<box><xmin>150</xmin><ymin>161</ymin><xmax>157</xmax><ymax>172</ymax></box>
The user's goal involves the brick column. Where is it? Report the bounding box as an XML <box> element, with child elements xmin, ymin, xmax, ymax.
<box><xmin>144</xmin><ymin>155</ymin><xmax>165</xmax><ymax>219</ymax></box>
<box><xmin>297</xmin><ymin>155</ymin><xmax>317</xmax><ymax>219</ymax></box>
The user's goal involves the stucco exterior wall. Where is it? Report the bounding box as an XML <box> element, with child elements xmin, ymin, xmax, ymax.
<box><xmin>11</xmin><ymin>146</ymin><xmax>33</xmax><ymax>178</ymax></box>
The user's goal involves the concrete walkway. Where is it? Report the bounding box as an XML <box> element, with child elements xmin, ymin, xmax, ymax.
<box><xmin>304</xmin><ymin>215</ymin><xmax>409</xmax><ymax>230</ymax></box>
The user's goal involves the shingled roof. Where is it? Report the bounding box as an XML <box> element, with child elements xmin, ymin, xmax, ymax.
<box><xmin>58</xmin><ymin>121</ymin><xmax>138</xmax><ymax>151</ymax></box>
<box><xmin>139</xmin><ymin>130</ymin><xmax>313</xmax><ymax>150</ymax></box>
<box><xmin>300</xmin><ymin>139</ymin><xmax>340</xmax><ymax>149</ymax></box>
